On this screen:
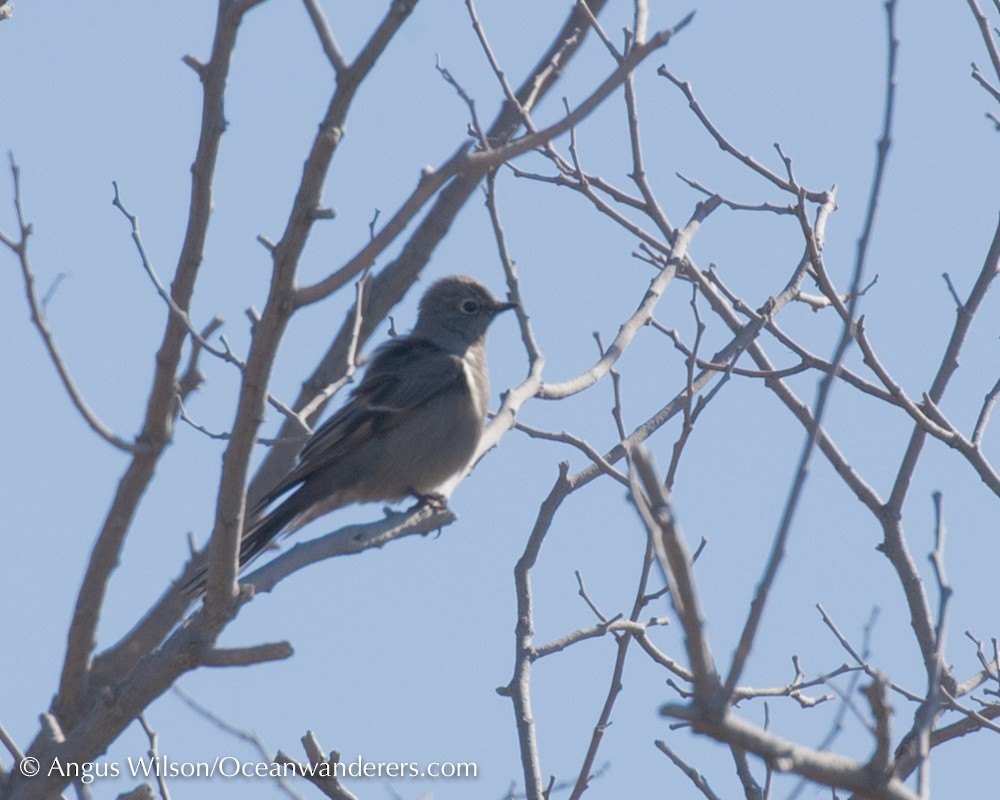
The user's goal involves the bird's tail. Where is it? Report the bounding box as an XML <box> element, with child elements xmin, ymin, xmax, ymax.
<box><xmin>181</xmin><ymin>493</ymin><xmax>303</xmax><ymax>599</ymax></box>
<box><xmin>238</xmin><ymin>498</ymin><xmax>303</xmax><ymax>568</ymax></box>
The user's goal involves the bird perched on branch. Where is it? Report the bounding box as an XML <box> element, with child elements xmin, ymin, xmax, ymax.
<box><xmin>186</xmin><ymin>275</ymin><xmax>515</xmax><ymax>596</ymax></box>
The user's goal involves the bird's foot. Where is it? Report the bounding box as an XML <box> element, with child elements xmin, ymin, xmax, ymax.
<box><xmin>410</xmin><ymin>491</ymin><xmax>449</xmax><ymax>512</ymax></box>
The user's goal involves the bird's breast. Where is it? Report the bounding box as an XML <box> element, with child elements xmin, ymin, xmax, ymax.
<box><xmin>461</xmin><ymin>347</ymin><xmax>490</xmax><ymax>422</ymax></box>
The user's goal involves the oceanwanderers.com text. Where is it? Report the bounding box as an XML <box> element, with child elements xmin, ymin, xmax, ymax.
<box><xmin>41</xmin><ymin>755</ymin><xmax>478</xmax><ymax>783</ymax></box>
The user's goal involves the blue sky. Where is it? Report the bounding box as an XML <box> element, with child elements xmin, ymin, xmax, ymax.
<box><xmin>3</xmin><ymin>2</ymin><xmax>1000</xmax><ymax>799</ymax></box>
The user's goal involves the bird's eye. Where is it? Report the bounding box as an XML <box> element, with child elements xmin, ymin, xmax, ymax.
<box><xmin>460</xmin><ymin>299</ymin><xmax>480</xmax><ymax>315</ymax></box>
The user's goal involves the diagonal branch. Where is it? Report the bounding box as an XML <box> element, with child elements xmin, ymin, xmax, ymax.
<box><xmin>2</xmin><ymin>157</ymin><xmax>138</xmax><ymax>454</ymax></box>
<box><xmin>538</xmin><ymin>195</ymin><xmax>721</xmax><ymax>399</ymax></box>
<box><xmin>52</xmin><ymin>0</ymin><xmax>263</xmax><ymax>731</ymax></box>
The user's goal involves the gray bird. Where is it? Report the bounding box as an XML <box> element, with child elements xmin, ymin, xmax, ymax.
<box><xmin>187</xmin><ymin>275</ymin><xmax>514</xmax><ymax>593</ymax></box>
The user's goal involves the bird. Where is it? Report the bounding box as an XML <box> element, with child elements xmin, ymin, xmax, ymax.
<box><xmin>185</xmin><ymin>275</ymin><xmax>515</xmax><ymax>595</ymax></box>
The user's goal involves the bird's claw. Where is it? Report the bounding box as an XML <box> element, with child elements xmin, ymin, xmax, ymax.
<box><xmin>411</xmin><ymin>491</ymin><xmax>449</xmax><ymax>512</ymax></box>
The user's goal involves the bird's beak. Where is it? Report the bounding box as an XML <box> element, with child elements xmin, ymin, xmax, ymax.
<box><xmin>493</xmin><ymin>300</ymin><xmax>518</xmax><ymax>315</ymax></box>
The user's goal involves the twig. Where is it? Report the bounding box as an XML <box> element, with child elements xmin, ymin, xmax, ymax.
<box><xmin>816</xmin><ymin>604</ymin><xmax>922</xmax><ymax>704</ymax></box>
<box><xmin>513</xmin><ymin>422</ymin><xmax>628</xmax><ymax>486</ymax></box>
<box><xmin>630</xmin><ymin>449</ymin><xmax>720</xmax><ymax>707</ymax></box>
<box><xmin>971</xmin><ymin>375</ymin><xmax>1000</xmax><ymax>446</ymax></box>
<box><xmin>173</xmin><ymin>686</ymin><xmax>303</xmax><ymax>800</ymax></box>
<box><xmin>297</xmin><ymin>272</ymin><xmax>369</xmax><ymax>422</ymax></box>
<box><xmin>111</xmin><ymin>182</ymin><xmax>231</xmax><ymax>364</ymax></box>
<box><xmin>654</xmin><ymin>740</ymin><xmax>723</xmax><ymax>800</ymax></box>
<box><xmin>198</xmin><ymin>642</ymin><xmax>294</xmax><ymax>667</ymax></box>
<box><xmin>676</xmin><ymin>172</ymin><xmax>793</xmax><ymax>216</ymax></box>
<box><xmin>730</xmin><ymin>745</ymin><xmax>763</xmax><ymax>800</ymax></box>
<box><xmin>113</xmin><ymin>182</ymin><xmax>312</xmax><ymax>439</ymax></box>
<box><xmin>568</xmin><ymin>512</ymin><xmax>660</xmax><ymax>799</ymax></box>
<box><xmin>463</xmin><ymin>0</ymin><xmax>538</xmax><ymax>142</ymax></box>
<box><xmin>274</xmin><ymin>732</ymin><xmax>356</xmax><ymax>800</ymax></box>
<box><xmin>538</xmin><ymin>196</ymin><xmax>721</xmax><ymax>399</ymax></box>
<box><xmin>177</xmin><ymin>316</ymin><xmax>224</xmax><ymax>400</ymax></box>
<box><xmin>300</xmin><ymin>0</ymin><xmax>348</xmax><ymax>74</ymax></box>
<box><xmin>477</xmin><ymin>169</ymin><xmax>547</xmax><ymax>460</ymax></box>
<box><xmin>435</xmin><ymin>54</ymin><xmax>488</xmax><ymax>148</ymax></box>
<box><xmin>504</xmin><ymin>465</ymin><xmax>574</xmax><ymax>800</ymax></box>
<box><xmin>0</xmin><ymin>718</ymin><xmax>26</xmax><ymax>762</ymax></box>
<box><xmin>884</xmin><ymin>217</ymin><xmax>1000</xmax><ymax>677</ymax></box>
<box><xmin>575</xmin><ymin>571</ymin><xmax>610</xmax><ymax>624</ymax></box>
<box><xmin>657</xmin><ymin>66</ymin><xmax>828</xmax><ymax>202</ymax></box>
<box><xmin>960</xmin><ymin>631</ymin><xmax>1000</xmax><ymax>695</ymax></box>
<box><xmin>137</xmin><ymin>716</ymin><xmax>172</xmax><ymax>800</ymax></box>
<box><xmin>911</xmin><ymin>492</ymin><xmax>953</xmax><ymax>798</ymax></box>
<box><xmin>295</xmin><ymin>12</ymin><xmax>692</xmax><ymax>309</ymax></box>
<box><xmin>665</xmin><ymin>283</ymin><xmax>706</xmax><ymax>488</ymax></box>
<box><xmin>575</xmin><ymin>0</ymin><xmax>623</xmax><ymax>62</ymax></box>
<box><xmin>532</xmin><ymin>617</ymin><xmax>667</xmax><ymax>660</ymax></box>
<box><xmin>967</xmin><ymin>0</ymin><xmax>1000</xmax><ymax>87</ymax></box>
<box><xmin>2</xmin><ymin>157</ymin><xmax>139</xmax><ymax>454</ymax></box>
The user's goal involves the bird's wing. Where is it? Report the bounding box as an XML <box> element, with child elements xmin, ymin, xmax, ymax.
<box><xmin>252</xmin><ymin>338</ymin><xmax>466</xmax><ymax>512</ymax></box>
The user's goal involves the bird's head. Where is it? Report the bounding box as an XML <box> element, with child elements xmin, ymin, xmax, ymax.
<box><xmin>414</xmin><ymin>275</ymin><xmax>517</xmax><ymax>348</ymax></box>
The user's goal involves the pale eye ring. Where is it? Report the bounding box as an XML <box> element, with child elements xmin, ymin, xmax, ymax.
<box><xmin>461</xmin><ymin>299</ymin><xmax>480</xmax><ymax>315</ymax></box>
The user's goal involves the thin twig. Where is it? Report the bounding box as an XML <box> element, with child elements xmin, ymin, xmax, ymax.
<box><xmin>513</xmin><ymin>422</ymin><xmax>628</xmax><ymax>486</ymax></box>
<box><xmin>435</xmin><ymin>55</ymin><xmax>488</xmax><ymax>148</ymax></box>
<box><xmin>138</xmin><ymin>716</ymin><xmax>172</xmax><ymax>800</ymax></box>
<box><xmin>971</xmin><ymin>375</ymin><xmax>1000</xmax><ymax>446</ymax></box>
<box><xmin>2</xmin><ymin>158</ymin><xmax>139</xmax><ymax>453</ymax></box>
<box><xmin>300</xmin><ymin>0</ymin><xmax>348</xmax><ymax>74</ymax></box>
<box><xmin>655</xmin><ymin>740</ymin><xmax>723</xmax><ymax>800</ymax></box>
<box><xmin>173</xmin><ymin>686</ymin><xmax>303</xmax><ymax>800</ymax></box>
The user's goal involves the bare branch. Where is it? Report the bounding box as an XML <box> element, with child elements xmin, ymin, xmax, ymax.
<box><xmin>198</xmin><ymin>642</ymin><xmax>294</xmax><ymax>667</ymax></box>
<box><xmin>568</xmin><ymin>502</ymin><xmax>665</xmax><ymax>799</ymax></box>
<box><xmin>967</xmin><ymin>0</ymin><xmax>1000</xmax><ymax>87</ymax></box>
<box><xmin>435</xmin><ymin>54</ymin><xmax>488</xmax><ymax>148</ymax></box>
<box><xmin>576</xmin><ymin>0</ymin><xmax>623</xmax><ymax>62</ymax></box>
<box><xmin>513</xmin><ymin>422</ymin><xmax>628</xmax><ymax>486</ymax></box>
<box><xmin>173</xmin><ymin>686</ymin><xmax>302</xmax><ymax>800</ymax></box>
<box><xmin>655</xmin><ymin>740</ymin><xmax>723</xmax><ymax>800</ymax></box>
<box><xmin>657</xmin><ymin>66</ymin><xmax>828</xmax><ymax>202</ymax></box>
<box><xmin>503</xmin><ymin>464</ymin><xmax>573</xmax><ymax>800</ymax></box>
<box><xmin>658</xmin><ymin>704</ymin><xmax>919</xmax><ymax>800</ymax></box>
<box><xmin>301</xmin><ymin>0</ymin><xmax>348</xmax><ymax>75</ymax></box>
<box><xmin>244</xmin><ymin>505</ymin><xmax>456</xmax><ymax>594</ymax></box>
<box><xmin>296</xmin><ymin>273</ymin><xmax>369</xmax><ymax>422</ymax></box>
<box><xmin>294</xmin><ymin>13</ymin><xmax>691</xmax><ymax>309</ymax></box>
<box><xmin>49</xmin><ymin>0</ymin><xmax>266</xmax><ymax>734</ymax></box>
<box><xmin>532</xmin><ymin>617</ymin><xmax>667</xmax><ymax>660</ymax></box>
<box><xmin>3</xmin><ymin>157</ymin><xmax>139</xmax><ymax>454</ymax></box>
<box><xmin>630</xmin><ymin>449</ymin><xmax>720</xmax><ymax>706</ymax></box>
<box><xmin>817</xmin><ymin>604</ymin><xmax>923</xmax><ymax>704</ymax></box>
<box><xmin>971</xmin><ymin>374</ymin><xmax>1000</xmax><ymax>446</ymax></box>
<box><xmin>137</xmin><ymin>716</ymin><xmax>172</xmax><ymax>800</ymax></box>
<box><xmin>538</xmin><ymin>196</ymin><xmax>721</xmax><ymax>399</ymax></box>
<box><xmin>0</xmin><ymin>719</ymin><xmax>26</xmax><ymax>763</ymax></box>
